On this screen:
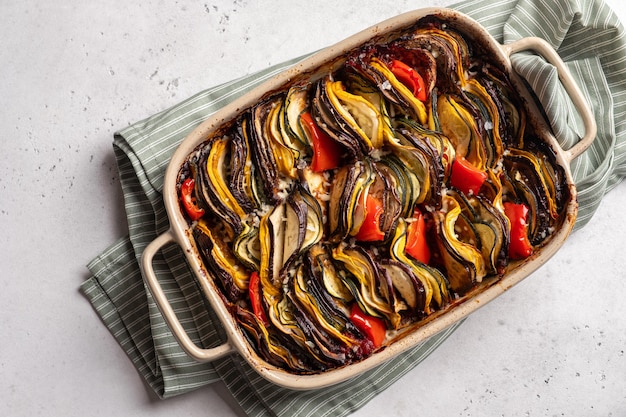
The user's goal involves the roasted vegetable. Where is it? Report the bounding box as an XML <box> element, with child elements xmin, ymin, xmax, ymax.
<box><xmin>179</xmin><ymin>177</ymin><xmax>205</xmax><ymax>221</ymax></box>
<box><xmin>503</xmin><ymin>202</ymin><xmax>533</xmax><ymax>259</ymax></box>
<box><xmin>301</xmin><ymin>111</ymin><xmax>343</xmax><ymax>172</ymax></box>
<box><xmin>177</xmin><ymin>16</ymin><xmax>570</xmax><ymax>374</ymax></box>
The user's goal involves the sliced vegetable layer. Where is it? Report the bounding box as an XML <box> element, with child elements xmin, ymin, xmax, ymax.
<box><xmin>177</xmin><ymin>16</ymin><xmax>570</xmax><ymax>374</ymax></box>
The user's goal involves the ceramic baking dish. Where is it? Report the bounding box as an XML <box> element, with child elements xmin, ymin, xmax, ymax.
<box><xmin>140</xmin><ymin>7</ymin><xmax>596</xmax><ymax>390</ymax></box>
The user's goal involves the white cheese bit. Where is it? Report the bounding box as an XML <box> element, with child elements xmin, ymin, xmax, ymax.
<box><xmin>370</xmin><ymin>148</ymin><xmax>383</xmax><ymax>161</ymax></box>
<box><xmin>277</xmin><ymin>190</ymin><xmax>289</xmax><ymax>201</ymax></box>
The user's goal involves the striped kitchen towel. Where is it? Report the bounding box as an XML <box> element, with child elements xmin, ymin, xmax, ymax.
<box><xmin>81</xmin><ymin>0</ymin><xmax>626</xmax><ymax>415</ymax></box>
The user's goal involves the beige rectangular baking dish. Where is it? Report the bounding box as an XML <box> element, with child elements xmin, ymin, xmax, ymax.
<box><xmin>140</xmin><ymin>7</ymin><xmax>596</xmax><ymax>390</ymax></box>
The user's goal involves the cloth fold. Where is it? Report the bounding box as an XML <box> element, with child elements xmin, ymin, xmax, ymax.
<box><xmin>82</xmin><ymin>0</ymin><xmax>626</xmax><ymax>415</ymax></box>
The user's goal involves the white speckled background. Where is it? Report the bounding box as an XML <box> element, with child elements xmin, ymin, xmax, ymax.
<box><xmin>2</xmin><ymin>1</ymin><xmax>625</xmax><ymax>416</ymax></box>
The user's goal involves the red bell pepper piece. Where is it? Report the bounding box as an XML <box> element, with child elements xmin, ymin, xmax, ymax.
<box><xmin>405</xmin><ymin>209</ymin><xmax>431</xmax><ymax>264</ymax></box>
<box><xmin>300</xmin><ymin>112</ymin><xmax>342</xmax><ymax>172</ymax></box>
<box><xmin>389</xmin><ymin>59</ymin><xmax>428</xmax><ymax>102</ymax></box>
<box><xmin>449</xmin><ymin>156</ymin><xmax>488</xmax><ymax>196</ymax></box>
<box><xmin>503</xmin><ymin>202</ymin><xmax>533</xmax><ymax>260</ymax></box>
<box><xmin>350</xmin><ymin>304</ymin><xmax>387</xmax><ymax>349</ymax></box>
<box><xmin>248</xmin><ymin>271</ymin><xmax>269</xmax><ymax>326</ymax></box>
<box><xmin>180</xmin><ymin>177</ymin><xmax>205</xmax><ymax>221</ymax></box>
<box><xmin>354</xmin><ymin>193</ymin><xmax>386</xmax><ymax>242</ymax></box>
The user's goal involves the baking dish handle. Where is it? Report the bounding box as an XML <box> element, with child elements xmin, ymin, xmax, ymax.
<box><xmin>141</xmin><ymin>230</ymin><xmax>234</xmax><ymax>362</ymax></box>
<box><xmin>502</xmin><ymin>37</ymin><xmax>597</xmax><ymax>163</ymax></box>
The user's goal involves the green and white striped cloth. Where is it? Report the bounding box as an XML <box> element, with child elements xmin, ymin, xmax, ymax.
<box><xmin>82</xmin><ymin>0</ymin><xmax>626</xmax><ymax>415</ymax></box>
